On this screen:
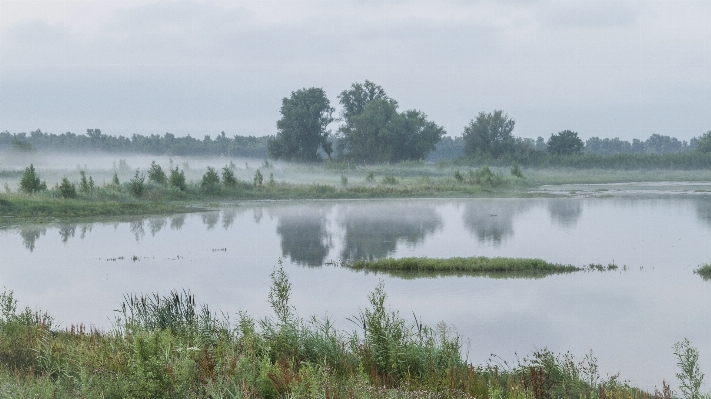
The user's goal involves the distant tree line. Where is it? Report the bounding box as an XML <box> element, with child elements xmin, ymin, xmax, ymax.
<box><xmin>4</xmin><ymin>81</ymin><xmax>711</xmax><ymax>165</ymax></box>
<box><xmin>0</xmin><ymin>130</ymin><xmax>270</xmax><ymax>158</ymax></box>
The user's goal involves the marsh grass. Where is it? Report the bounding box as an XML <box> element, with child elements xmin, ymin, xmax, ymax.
<box><xmin>0</xmin><ymin>268</ymin><xmax>659</xmax><ymax>399</ymax></box>
<box><xmin>341</xmin><ymin>257</ymin><xmax>581</xmax><ymax>277</ymax></box>
<box><xmin>694</xmin><ymin>264</ymin><xmax>711</xmax><ymax>281</ymax></box>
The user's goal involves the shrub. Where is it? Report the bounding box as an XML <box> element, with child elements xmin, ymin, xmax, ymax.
<box><xmin>381</xmin><ymin>175</ymin><xmax>398</xmax><ymax>185</ymax></box>
<box><xmin>511</xmin><ymin>162</ymin><xmax>524</xmax><ymax>178</ymax></box>
<box><xmin>169</xmin><ymin>167</ymin><xmax>186</xmax><ymax>191</ymax></box>
<box><xmin>673</xmin><ymin>339</ymin><xmax>709</xmax><ymax>399</ymax></box>
<box><xmin>340</xmin><ymin>174</ymin><xmax>348</xmax><ymax>187</ymax></box>
<box><xmin>129</xmin><ymin>171</ymin><xmax>145</xmax><ymax>197</ymax></box>
<box><xmin>148</xmin><ymin>161</ymin><xmax>167</xmax><ymax>185</ymax></box>
<box><xmin>221</xmin><ymin>166</ymin><xmax>237</xmax><ymax>188</ymax></box>
<box><xmin>454</xmin><ymin>170</ymin><xmax>464</xmax><ymax>182</ymax></box>
<box><xmin>469</xmin><ymin>165</ymin><xmax>503</xmax><ymax>186</ymax></box>
<box><xmin>79</xmin><ymin>170</ymin><xmax>94</xmax><ymax>193</ymax></box>
<box><xmin>112</xmin><ymin>172</ymin><xmax>120</xmax><ymax>185</ymax></box>
<box><xmin>253</xmin><ymin>169</ymin><xmax>264</xmax><ymax>186</ymax></box>
<box><xmin>19</xmin><ymin>164</ymin><xmax>46</xmax><ymax>194</ymax></box>
<box><xmin>201</xmin><ymin>167</ymin><xmax>220</xmax><ymax>192</ymax></box>
<box><xmin>268</xmin><ymin>172</ymin><xmax>275</xmax><ymax>187</ymax></box>
<box><xmin>365</xmin><ymin>171</ymin><xmax>375</xmax><ymax>182</ymax></box>
<box><xmin>58</xmin><ymin>178</ymin><xmax>77</xmax><ymax>198</ymax></box>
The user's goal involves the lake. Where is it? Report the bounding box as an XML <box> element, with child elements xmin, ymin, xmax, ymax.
<box><xmin>2</xmin><ymin>196</ymin><xmax>711</xmax><ymax>389</ymax></box>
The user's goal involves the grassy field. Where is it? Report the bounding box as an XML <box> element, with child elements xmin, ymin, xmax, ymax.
<box><xmin>2</xmin><ymin>157</ymin><xmax>711</xmax><ymax>220</ymax></box>
<box><xmin>0</xmin><ymin>266</ymin><xmax>668</xmax><ymax>399</ymax></box>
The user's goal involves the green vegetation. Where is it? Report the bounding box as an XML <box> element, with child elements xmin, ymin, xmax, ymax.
<box><xmin>547</xmin><ymin>130</ymin><xmax>584</xmax><ymax>156</ymax></box>
<box><xmin>463</xmin><ymin>110</ymin><xmax>516</xmax><ymax>158</ymax></box>
<box><xmin>268</xmin><ymin>87</ymin><xmax>335</xmax><ymax>162</ymax></box>
<box><xmin>341</xmin><ymin>256</ymin><xmax>580</xmax><ymax>278</ymax></box>
<box><xmin>0</xmin><ymin>267</ymin><xmax>678</xmax><ymax>399</ymax></box>
<box><xmin>19</xmin><ymin>164</ymin><xmax>47</xmax><ymax>194</ymax></box>
<box><xmin>336</xmin><ymin>80</ymin><xmax>445</xmax><ymax>163</ymax></box>
<box><xmin>694</xmin><ymin>264</ymin><xmax>711</xmax><ymax>281</ymax></box>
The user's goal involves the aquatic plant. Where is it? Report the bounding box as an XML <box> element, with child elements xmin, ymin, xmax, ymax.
<box><xmin>694</xmin><ymin>264</ymin><xmax>711</xmax><ymax>281</ymax></box>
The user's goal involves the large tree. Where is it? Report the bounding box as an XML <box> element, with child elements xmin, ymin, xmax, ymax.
<box><xmin>547</xmin><ymin>130</ymin><xmax>584</xmax><ymax>155</ymax></box>
<box><xmin>337</xmin><ymin>81</ymin><xmax>444</xmax><ymax>163</ymax></box>
<box><xmin>462</xmin><ymin>110</ymin><xmax>516</xmax><ymax>158</ymax></box>
<box><xmin>268</xmin><ymin>87</ymin><xmax>334</xmax><ymax>162</ymax></box>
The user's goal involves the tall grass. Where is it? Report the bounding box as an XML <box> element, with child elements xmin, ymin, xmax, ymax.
<box><xmin>0</xmin><ymin>266</ymin><xmax>670</xmax><ymax>398</ymax></box>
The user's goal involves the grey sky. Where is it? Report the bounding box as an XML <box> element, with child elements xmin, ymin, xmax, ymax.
<box><xmin>1</xmin><ymin>0</ymin><xmax>710</xmax><ymax>141</ymax></box>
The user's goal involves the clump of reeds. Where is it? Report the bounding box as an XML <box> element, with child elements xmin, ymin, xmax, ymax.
<box><xmin>343</xmin><ymin>256</ymin><xmax>581</xmax><ymax>276</ymax></box>
<box><xmin>694</xmin><ymin>264</ymin><xmax>711</xmax><ymax>281</ymax></box>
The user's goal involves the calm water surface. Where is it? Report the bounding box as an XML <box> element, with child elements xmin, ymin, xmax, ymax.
<box><xmin>3</xmin><ymin>197</ymin><xmax>711</xmax><ymax>389</ymax></box>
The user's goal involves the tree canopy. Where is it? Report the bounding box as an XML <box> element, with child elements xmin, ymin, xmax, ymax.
<box><xmin>336</xmin><ymin>81</ymin><xmax>444</xmax><ymax>163</ymax></box>
<box><xmin>267</xmin><ymin>87</ymin><xmax>334</xmax><ymax>162</ymax></box>
<box><xmin>462</xmin><ymin>110</ymin><xmax>516</xmax><ymax>158</ymax></box>
<box><xmin>547</xmin><ymin>130</ymin><xmax>584</xmax><ymax>156</ymax></box>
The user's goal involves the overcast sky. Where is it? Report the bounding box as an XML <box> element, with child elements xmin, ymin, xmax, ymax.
<box><xmin>1</xmin><ymin>0</ymin><xmax>710</xmax><ymax>141</ymax></box>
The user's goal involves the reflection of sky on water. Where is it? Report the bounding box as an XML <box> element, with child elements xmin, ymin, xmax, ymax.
<box><xmin>3</xmin><ymin>197</ymin><xmax>711</xmax><ymax>389</ymax></box>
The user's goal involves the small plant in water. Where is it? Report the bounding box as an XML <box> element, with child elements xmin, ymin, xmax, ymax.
<box><xmin>695</xmin><ymin>264</ymin><xmax>711</xmax><ymax>281</ymax></box>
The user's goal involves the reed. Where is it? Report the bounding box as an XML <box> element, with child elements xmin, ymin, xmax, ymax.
<box><xmin>0</xmin><ymin>267</ymin><xmax>669</xmax><ymax>399</ymax></box>
<box><xmin>343</xmin><ymin>256</ymin><xmax>581</xmax><ymax>276</ymax></box>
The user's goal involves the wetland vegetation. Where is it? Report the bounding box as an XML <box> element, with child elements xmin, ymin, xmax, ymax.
<box><xmin>0</xmin><ymin>267</ymin><xmax>701</xmax><ymax>399</ymax></box>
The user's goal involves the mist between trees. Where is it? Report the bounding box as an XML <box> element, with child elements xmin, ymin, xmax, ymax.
<box><xmin>3</xmin><ymin>80</ymin><xmax>711</xmax><ymax>167</ymax></box>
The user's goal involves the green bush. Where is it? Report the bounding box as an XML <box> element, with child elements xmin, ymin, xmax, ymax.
<box><xmin>129</xmin><ymin>170</ymin><xmax>145</xmax><ymax>197</ymax></box>
<box><xmin>221</xmin><ymin>166</ymin><xmax>237</xmax><ymax>188</ymax></box>
<box><xmin>201</xmin><ymin>167</ymin><xmax>220</xmax><ymax>192</ymax></box>
<box><xmin>19</xmin><ymin>164</ymin><xmax>46</xmax><ymax>194</ymax></box>
<box><xmin>148</xmin><ymin>161</ymin><xmax>168</xmax><ymax>185</ymax></box>
<box><xmin>253</xmin><ymin>169</ymin><xmax>264</xmax><ymax>186</ymax></box>
<box><xmin>169</xmin><ymin>167</ymin><xmax>186</xmax><ymax>191</ymax></box>
<box><xmin>58</xmin><ymin>178</ymin><xmax>77</xmax><ymax>198</ymax></box>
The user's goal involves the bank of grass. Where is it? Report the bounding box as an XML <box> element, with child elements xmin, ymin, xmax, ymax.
<box><xmin>695</xmin><ymin>264</ymin><xmax>711</xmax><ymax>281</ymax></box>
<box><xmin>0</xmin><ymin>169</ymin><xmax>527</xmax><ymax>219</ymax></box>
<box><xmin>344</xmin><ymin>256</ymin><xmax>580</xmax><ymax>276</ymax></box>
<box><xmin>0</xmin><ymin>266</ymin><xmax>658</xmax><ymax>399</ymax></box>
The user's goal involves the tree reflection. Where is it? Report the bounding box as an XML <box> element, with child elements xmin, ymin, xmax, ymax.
<box><xmin>222</xmin><ymin>209</ymin><xmax>237</xmax><ymax>230</ymax></box>
<box><xmin>694</xmin><ymin>198</ymin><xmax>711</xmax><ymax>228</ymax></box>
<box><xmin>19</xmin><ymin>227</ymin><xmax>46</xmax><ymax>252</ymax></box>
<box><xmin>129</xmin><ymin>220</ymin><xmax>145</xmax><ymax>242</ymax></box>
<box><xmin>58</xmin><ymin>224</ymin><xmax>76</xmax><ymax>244</ymax></box>
<box><xmin>274</xmin><ymin>206</ymin><xmax>332</xmax><ymax>267</ymax></box>
<box><xmin>339</xmin><ymin>203</ymin><xmax>442</xmax><ymax>261</ymax></box>
<box><xmin>462</xmin><ymin>200</ymin><xmax>531</xmax><ymax>246</ymax></box>
<box><xmin>547</xmin><ymin>199</ymin><xmax>583</xmax><ymax>228</ymax></box>
<box><xmin>201</xmin><ymin>212</ymin><xmax>220</xmax><ymax>230</ymax></box>
<box><xmin>148</xmin><ymin>218</ymin><xmax>167</xmax><ymax>236</ymax></box>
<box><xmin>170</xmin><ymin>215</ymin><xmax>186</xmax><ymax>230</ymax></box>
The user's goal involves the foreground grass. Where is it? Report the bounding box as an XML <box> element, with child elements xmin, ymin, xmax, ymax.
<box><xmin>0</xmin><ymin>266</ymin><xmax>661</xmax><ymax>399</ymax></box>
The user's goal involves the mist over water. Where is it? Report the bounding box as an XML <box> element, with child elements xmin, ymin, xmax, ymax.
<box><xmin>2</xmin><ymin>197</ymin><xmax>711</xmax><ymax>389</ymax></box>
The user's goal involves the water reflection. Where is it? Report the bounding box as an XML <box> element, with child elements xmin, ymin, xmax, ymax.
<box><xmin>170</xmin><ymin>215</ymin><xmax>186</xmax><ymax>230</ymax></box>
<box><xmin>339</xmin><ymin>203</ymin><xmax>442</xmax><ymax>261</ymax></box>
<box><xmin>201</xmin><ymin>212</ymin><xmax>220</xmax><ymax>230</ymax></box>
<box><xmin>222</xmin><ymin>209</ymin><xmax>237</xmax><ymax>230</ymax></box>
<box><xmin>129</xmin><ymin>220</ymin><xmax>145</xmax><ymax>242</ymax></box>
<box><xmin>547</xmin><ymin>199</ymin><xmax>583</xmax><ymax>228</ymax></box>
<box><xmin>19</xmin><ymin>227</ymin><xmax>45</xmax><ymax>252</ymax></box>
<box><xmin>462</xmin><ymin>200</ymin><xmax>531</xmax><ymax>246</ymax></box>
<box><xmin>148</xmin><ymin>218</ymin><xmax>167</xmax><ymax>236</ymax></box>
<box><xmin>273</xmin><ymin>206</ymin><xmax>331</xmax><ymax>266</ymax></box>
<box><xmin>694</xmin><ymin>199</ymin><xmax>711</xmax><ymax>228</ymax></box>
<box><xmin>58</xmin><ymin>224</ymin><xmax>76</xmax><ymax>244</ymax></box>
